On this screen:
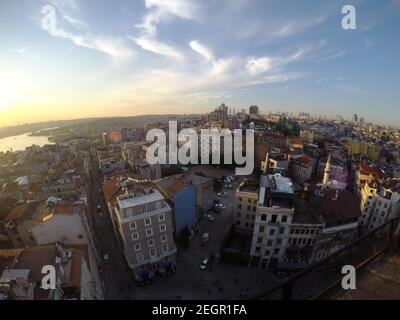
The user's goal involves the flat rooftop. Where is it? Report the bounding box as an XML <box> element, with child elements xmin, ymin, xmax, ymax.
<box><xmin>117</xmin><ymin>188</ymin><xmax>164</xmax><ymax>209</ymax></box>
<box><xmin>260</xmin><ymin>174</ymin><xmax>294</xmax><ymax>194</ymax></box>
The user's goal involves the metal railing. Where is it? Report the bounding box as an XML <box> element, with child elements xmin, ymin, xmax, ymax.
<box><xmin>249</xmin><ymin>216</ymin><xmax>400</xmax><ymax>300</ymax></box>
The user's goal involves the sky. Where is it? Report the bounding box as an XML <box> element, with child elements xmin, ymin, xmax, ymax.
<box><xmin>0</xmin><ymin>0</ymin><xmax>399</xmax><ymax>127</ymax></box>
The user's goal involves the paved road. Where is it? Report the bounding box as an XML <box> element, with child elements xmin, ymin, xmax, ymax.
<box><xmin>87</xmin><ymin>148</ymin><xmax>133</xmax><ymax>299</ymax></box>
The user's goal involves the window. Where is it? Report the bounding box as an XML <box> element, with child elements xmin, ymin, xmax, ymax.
<box><xmin>271</xmin><ymin>215</ymin><xmax>277</xmax><ymax>224</ymax></box>
<box><xmin>129</xmin><ymin>221</ymin><xmax>137</xmax><ymax>230</ymax></box>
<box><xmin>126</xmin><ymin>208</ymin><xmax>133</xmax><ymax>217</ymax></box>
<box><xmin>148</xmin><ymin>239</ymin><xmax>155</xmax><ymax>247</ymax></box>
<box><xmin>277</xmin><ymin>239</ymin><xmax>283</xmax><ymax>245</ymax></box>
<box><xmin>146</xmin><ymin>228</ymin><xmax>154</xmax><ymax>237</ymax></box>
<box><xmin>264</xmin><ymin>250</ymin><xmax>271</xmax><ymax>256</ymax></box>
<box><xmin>261</xmin><ymin>214</ymin><xmax>267</xmax><ymax>221</ymax></box>
<box><xmin>255</xmin><ymin>247</ymin><xmax>261</xmax><ymax>253</ymax></box>
<box><xmin>267</xmin><ymin>240</ymin><xmax>273</xmax><ymax>247</ymax></box>
<box><xmin>257</xmin><ymin>237</ymin><xmax>263</xmax><ymax>244</ymax></box>
<box><xmin>238</xmin><ymin>204</ymin><xmax>242</xmax><ymax>210</ymax></box>
<box><xmin>131</xmin><ymin>232</ymin><xmax>139</xmax><ymax>241</ymax></box>
<box><xmin>134</xmin><ymin>243</ymin><xmax>141</xmax><ymax>251</ymax></box>
<box><xmin>281</xmin><ymin>215</ymin><xmax>287</xmax><ymax>223</ymax></box>
<box><xmin>158</xmin><ymin>214</ymin><xmax>165</xmax><ymax>222</ymax></box>
<box><xmin>150</xmin><ymin>249</ymin><xmax>157</xmax><ymax>257</ymax></box>
<box><xmin>161</xmin><ymin>234</ymin><xmax>168</xmax><ymax>243</ymax></box>
<box><xmin>274</xmin><ymin>249</ymin><xmax>280</xmax><ymax>255</ymax></box>
<box><xmin>259</xmin><ymin>226</ymin><xmax>265</xmax><ymax>233</ymax></box>
<box><xmin>144</xmin><ymin>218</ymin><xmax>152</xmax><ymax>226</ymax></box>
<box><xmin>136</xmin><ymin>253</ymin><xmax>144</xmax><ymax>262</ymax></box>
<box><xmin>253</xmin><ymin>206</ymin><xmax>256</xmax><ymax>212</ymax></box>
<box><xmin>269</xmin><ymin>229</ymin><xmax>276</xmax><ymax>236</ymax></box>
<box><xmin>141</xmin><ymin>205</ymin><xmax>147</xmax><ymax>213</ymax></box>
<box><xmin>160</xmin><ymin>224</ymin><xmax>166</xmax><ymax>232</ymax></box>
<box><xmin>279</xmin><ymin>227</ymin><xmax>285</xmax><ymax>234</ymax></box>
<box><xmin>162</xmin><ymin>244</ymin><xmax>168</xmax><ymax>253</ymax></box>
<box><xmin>247</xmin><ymin>206</ymin><xmax>251</xmax><ymax>211</ymax></box>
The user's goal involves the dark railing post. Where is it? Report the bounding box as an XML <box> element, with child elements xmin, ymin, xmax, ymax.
<box><xmin>282</xmin><ymin>281</ymin><xmax>293</xmax><ymax>300</ymax></box>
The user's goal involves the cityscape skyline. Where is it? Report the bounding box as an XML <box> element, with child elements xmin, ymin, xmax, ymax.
<box><xmin>1</xmin><ymin>0</ymin><xmax>400</xmax><ymax>127</ymax></box>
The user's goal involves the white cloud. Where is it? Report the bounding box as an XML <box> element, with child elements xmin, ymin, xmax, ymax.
<box><xmin>246</xmin><ymin>57</ymin><xmax>274</xmax><ymax>75</ymax></box>
<box><xmin>144</xmin><ymin>0</ymin><xmax>197</xmax><ymax>20</ymax></box>
<box><xmin>134</xmin><ymin>37</ymin><xmax>184</xmax><ymax>60</ymax></box>
<box><xmin>45</xmin><ymin>27</ymin><xmax>134</xmax><ymax>58</ymax></box>
<box><xmin>134</xmin><ymin>1</ymin><xmax>197</xmax><ymax>60</ymax></box>
<box><xmin>137</xmin><ymin>0</ymin><xmax>198</xmax><ymax>35</ymax></box>
<box><xmin>189</xmin><ymin>40</ymin><xmax>214</xmax><ymax>61</ymax></box>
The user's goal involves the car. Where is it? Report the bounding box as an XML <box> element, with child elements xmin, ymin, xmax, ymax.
<box><xmin>202</xmin><ymin>233</ymin><xmax>210</xmax><ymax>243</ymax></box>
<box><xmin>206</xmin><ymin>214</ymin><xmax>215</xmax><ymax>221</ymax></box>
<box><xmin>200</xmin><ymin>258</ymin><xmax>210</xmax><ymax>270</ymax></box>
<box><xmin>212</xmin><ymin>206</ymin><xmax>222</xmax><ymax>214</ymax></box>
<box><xmin>98</xmin><ymin>212</ymin><xmax>104</xmax><ymax>218</ymax></box>
<box><xmin>215</xmin><ymin>203</ymin><xmax>226</xmax><ymax>209</ymax></box>
<box><xmin>217</xmin><ymin>192</ymin><xmax>227</xmax><ymax>197</ymax></box>
<box><xmin>103</xmin><ymin>254</ymin><xmax>110</xmax><ymax>264</ymax></box>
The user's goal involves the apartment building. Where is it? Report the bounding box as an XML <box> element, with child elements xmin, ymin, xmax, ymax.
<box><xmin>290</xmin><ymin>154</ymin><xmax>315</xmax><ymax>185</ymax></box>
<box><xmin>103</xmin><ymin>176</ymin><xmax>177</xmax><ymax>275</ymax></box>
<box><xmin>235</xmin><ymin>180</ymin><xmax>259</xmax><ymax>233</ymax></box>
<box><xmin>249</xmin><ymin>174</ymin><xmax>295</xmax><ymax>268</ymax></box>
<box><xmin>237</xmin><ymin>157</ymin><xmax>361</xmax><ymax>270</ymax></box>
<box><xmin>0</xmin><ymin>243</ymin><xmax>103</xmax><ymax>300</ymax></box>
<box><xmin>359</xmin><ymin>178</ymin><xmax>400</xmax><ymax>231</ymax></box>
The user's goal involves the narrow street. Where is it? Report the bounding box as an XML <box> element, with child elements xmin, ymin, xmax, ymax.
<box><xmin>87</xmin><ymin>148</ymin><xmax>134</xmax><ymax>299</ymax></box>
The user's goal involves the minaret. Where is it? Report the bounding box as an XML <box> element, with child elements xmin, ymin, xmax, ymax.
<box><xmin>262</xmin><ymin>153</ymin><xmax>270</xmax><ymax>174</ymax></box>
<box><xmin>323</xmin><ymin>154</ymin><xmax>331</xmax><ymax>185</ymax></box>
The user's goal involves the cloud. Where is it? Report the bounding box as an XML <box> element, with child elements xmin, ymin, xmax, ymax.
<box><xmin>45</xmin><ymin>27</ymin><xmax>134</xmax><ymax>58</ymax></box>
<box><xmin>273</xmin><ymin>16</ymin><xmax>326</xmax><ymax>38</ymax></box>
<box><xmin>189</xmin><ymin>40</ymin><xmax>214</xmax><ymax>61</ymax></box>
<box><xmin>137</xmin><ymin>0</ymin><xmax>198</xmax><ymax>35</ymax></box>
<box><xmin>246</xmin><ymin>57</ymin><xmax>274</xmax><ymax>75</ymax></box>
<box><xmin>8</xmin><ymin>47</ymin><xmax>40</xmax><ymax>60</ymax></box>
<box><xmin>40</xmin><ymin>1</ymin><xmax>134</xmax><ymax>58</ymax></box>
<box><xmin>134</xmin><ymin>37</ymin><xmax>184</xmax><ymax>60</ymax></box>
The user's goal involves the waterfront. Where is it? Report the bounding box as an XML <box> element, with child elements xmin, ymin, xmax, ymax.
<box><xmin>0</xmin><ymin>132</ymin><xmax>52</xmax><ymax>152</ymax></box>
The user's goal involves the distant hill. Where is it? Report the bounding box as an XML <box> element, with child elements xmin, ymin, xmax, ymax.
<box><xmin>0</xmin><ymin>114</ymin><xmax>203</xmax><ymax>139</ymax></box>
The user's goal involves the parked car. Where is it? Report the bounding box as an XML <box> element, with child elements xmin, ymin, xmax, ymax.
<box><xmin>217</xmin><ymin>192</ymin><xmax>228</xmax><ymax>197</ymax></box>
<box><xmin>98</xmin><ymin>212</ymin><xmax>104</xmax><ymax>218</ymax></box>
<box><xmin>206</xmin><ymin>214</ymin><xmax>215</xmax><ymax>221</ymax></box>
<box><xmin>200</xmin><ymin>258</ymin><xmax>210</xmax><ymax>270</ymax></box>
<box><xmin>202</xmin><ymin>233</ymin><xmax>210</xmax><ymax>243</ymax></box>
<box><xmin>103</xmin><ymin>254</ymin><xmax>110</xmax><ymax>264</ymax></box>
<box><xmin>215</xmin><ymin>203</ymin><xmax>226</xmax><ymax>209</ymax></box>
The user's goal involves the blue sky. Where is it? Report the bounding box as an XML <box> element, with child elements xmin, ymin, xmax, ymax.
<box><xmin>0</xmin><ymin>0</ymin><xmax>399</xmax><ymax>127</ymax></box>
